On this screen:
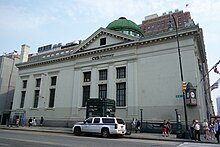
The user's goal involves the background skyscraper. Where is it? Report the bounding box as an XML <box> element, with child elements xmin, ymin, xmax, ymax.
<box><xmin>216</xmin><ymin>97</ymin><xmax>220</xmax><ymax>115</ymax></box>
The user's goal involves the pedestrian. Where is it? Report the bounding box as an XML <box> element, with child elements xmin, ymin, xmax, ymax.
<box><xmin>135</xmin><ymin>118</ymin><xmax>141</xmax><ymax>133</ymax></box>
<box><xmin>162</xmin><ymin>120</ymin><xmax>167</xmax><ymax>137</ymax></box>
<box><xmin>209</xmin><ymin>121</ymin><xmax>215</xmax><ymax>140</ymax></box>
<box><xmin>28</xmin><ymin>117</ymin><xmax>32</xmax><ymax>127</ymax></box>
<box><xmin>190</xmin><ymin>120</ymin><xmax>196</xmax><ymax>139</ymax></box>
<box><xmin>16</xmin><ymin>117</ymin><xmax>20</xmax><ymax>127</ymax></box>
<box><xmin>194</xmin><ymin>120</ymin><xmax>201</xmax><ymax>141</ymax></box>
<box><xmin>203</xmin><ymin>119</ymin><xmax>209</xmax><ymax>140</ymax></box>
<box><xmin>21</xmin><ymin>116</ymin><xmax>25</xmax><ymax>127</ymax></box>
<box><xmin>32</xmin><ymin>117</ymin><xmax>37</xmax><ymax>126</ymax></box>
<box><xmin>40</xmin><ymin>116</ymin><xmax>44</xmax><ymax>126</ymax></box>
<box><xmin>214</xmin><ymin>119</ymin><xmax>220</xmax><ymax>143</ymax></box>
<box><xmin>166</xmin><ymin>119</ymin><xmax>171</xmax><ymax>137</ymax></box>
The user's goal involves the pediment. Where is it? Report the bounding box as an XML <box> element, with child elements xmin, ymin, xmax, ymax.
<box><xmin>75</xmin><ymin>27</ymin><xmax>138</xmax><ymax>53</ymax></box>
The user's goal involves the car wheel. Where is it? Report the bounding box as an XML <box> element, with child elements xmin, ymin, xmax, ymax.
<box><xmin>102</xmin><ymin>128</ymin><xmax>109</xmax><ymax>138</ymax></box>
<box><xmin>74</xmin><ymin>127</ymin><xmax>81</xmax><ymax>136</ymax></box>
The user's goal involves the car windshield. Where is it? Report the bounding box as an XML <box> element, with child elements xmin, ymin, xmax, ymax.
<box><xmin>116</xmin><ymin>118</ymin><xmax>125</xmax><ymax>124</ymax></box>
<box><xmin>85</xmin><ymin>118</ymin><xmax>93</xmax><ymax>123</ymax></box>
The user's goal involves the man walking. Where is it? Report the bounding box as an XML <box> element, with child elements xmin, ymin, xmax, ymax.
<box><xmin>135</xmin><ymin>118</ymin><xmax>141</xmax><ymax>133</ymax></box>
<box><xmin>194</xmin><ymin>120</ymin><xmax>200</xmax><ymax>141</ymax></box>
<box><xmin>214</xmin><ymin>119</ymin><xmax>220</xmax><ymax>143</ymax></box>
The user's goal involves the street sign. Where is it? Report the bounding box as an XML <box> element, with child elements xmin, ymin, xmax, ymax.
<box><xmin>176</xmin><ymin>94</ymin><xmax>183</xmax><ymax>98</ymax></box>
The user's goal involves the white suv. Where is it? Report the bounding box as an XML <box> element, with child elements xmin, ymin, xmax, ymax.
<box><xmin>72</xmin><ymin>117</ymin><xmax>126</xmax><ymax>137</ymax></box>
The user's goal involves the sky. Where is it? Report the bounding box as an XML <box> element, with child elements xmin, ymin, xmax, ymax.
<box><xmin>0</xmin><ymin>0</ymin><xmax>220</xmax><ymax>113</ymax></box>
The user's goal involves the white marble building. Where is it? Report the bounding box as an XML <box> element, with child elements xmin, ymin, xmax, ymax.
<box><xmin>11</xmin><ymin>17</ymin><xmax>213</xmax><ymax>127</ymax></box>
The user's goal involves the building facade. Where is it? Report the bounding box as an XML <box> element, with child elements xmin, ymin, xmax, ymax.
<box><xmin>11</xmin><ymin>17</ymin><xmax>213</xmax><ymax>127</ymax></box>
<box><xmin>0</xmin><ymin>52</ymin><xmax>19</xmax><ymax>125</ymax></box>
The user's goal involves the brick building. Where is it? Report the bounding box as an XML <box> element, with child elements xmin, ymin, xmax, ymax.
<box><xmin>140</xmin><ymin>9</ymin><xmax>193</xmax><ymax>36</ymax></box>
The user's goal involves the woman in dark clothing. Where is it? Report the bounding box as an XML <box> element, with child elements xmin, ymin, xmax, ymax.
<box><xmin>190</xmin><ymin>120</ymin><xmax>196</xmax><ymax>139</ymax></box>
<box><xmin>28</xmin><ymin>117</ymin><xmax>32</xmax><ymax>127</ymax></box>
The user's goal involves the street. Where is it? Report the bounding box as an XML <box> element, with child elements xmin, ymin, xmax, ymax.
<box><xmin>0</xmin><ymin>129</ymin><xmax>219</xmax><ymax>147</ymax></box>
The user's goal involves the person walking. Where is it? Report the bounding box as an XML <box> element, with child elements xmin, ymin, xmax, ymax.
<box><xmin>16</xmin><ymin>117</ymin><xmax>20</xmax><ymax>127</ymax></box>
<box><xmin>203</xmin><ymin>119</ymin><xmax>209</xmax><ymax>140</ymax></box>
<box><xmin>209</xmin><ymin>121</ymin><xmax>215</xmax><ymax>140</ymax></box>
<box><xmin>32</xmin><ymin>117</ymin><xmax>37</xmax><ymax>126</ymax></box>
<box><xmin>135</xmin><ymin>118</ymin><xmax>141</xmax><ymax>133</ymax></box>
<box><xmin>21</xmin><ymin>116</ymin><xmax>25</xmax><ymax>127</ymax></box>
<box><xmin>166</xmin><ymin>119</ymin><xmax>171</xmax><ymax>137</ymax></box>
<box><xmin>131</xmin><ymin>118</ymin><xmax>135</xmax><ymax>132</ymax></box>
<box><xmin>162</xmin><ymin>120</ymin><xmax>167</xmax><ymax>137</ymax></box>
<box><xmin>190</xmin><ymin>120</ymin><xmax>196</xmax><ymax>140</ymax></box>
<box><xmin>214</xmin><ymin>119</ymin><xmax>220</xmax><ymax>143</ymax></box>
<box><xmin>28</xmin><ymin>117</ymin><xmax>32</xmax><ymax>127</ymax></box>
<box><xmin>194</xmin><ymin>120</ymin><xmax>201</xmax><ymax>141</ymax></box>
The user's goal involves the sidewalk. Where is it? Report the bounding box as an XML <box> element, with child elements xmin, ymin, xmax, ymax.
<box><xmin>0</xmin><ymin>125</ymin><xmax>217</xmax><ymax>144</ymax></box>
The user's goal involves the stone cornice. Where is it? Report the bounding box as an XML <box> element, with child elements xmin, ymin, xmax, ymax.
<box><xmin>17</xmin><ymin>26</ymin><xmax>201</xmax><ymax>70</ymax></box>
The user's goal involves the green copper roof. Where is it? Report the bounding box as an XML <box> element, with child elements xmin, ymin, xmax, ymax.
<box><xmin>107</xmin><ymin>17</ymin><xmax>144</xmax><ymax>37</ymax></box>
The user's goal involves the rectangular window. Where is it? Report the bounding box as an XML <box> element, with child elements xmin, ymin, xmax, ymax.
<box><xmin>102</xmin><ymin>118</ymin><xmax>114</xmax><ymax>123</ymax></box>
<box><xmin>116</xmin><ymin>67</ymin><xmax>126</xmax><ymax>79</ymax></box>
<box><xmin>51</xmin><ymin>76</ymin><xmax>57</xmax><ymax>86</ymax></box>
<box><xmin>84</xmin><ymin>72</ymin><xmax>91</xmax><ymax>82</ymax></box>
<box><xmin>36</xmin><ymin>78</ymin><xmax>41</xmax><ymax>87</ymax></box>
<box><xmin>116</xmin><ymin>83</ymin><xmax>126</xmax><ymax>106</ymax></box>
<box><xmin>82</xmin><ymin>86</ymin><xmax>90</xmax><ymax>107</ymax></box>
<box><xmin>49</xmin><ymin>89</ymin><xmax>56</xmax><ymax>108</ymax></box>
<box><xmin>99</xmin><ymin>84</ymin><xmax>107</xmax><ymax>99</ymax></box>
<box><xmin>94</xmin><ymin>118</ymin><xmax>100</xmax><ymax>123</ymax></box>
<box><xmin>100</xmin><ymin>38</ymin><xmax>106</xmax><ymax>46</ymax></box>
<box><xmin>99</xmin><ymin>69</ymin><xmax>107</xmax><ymax>80</ymax></box>
<box><xmin>33</xmin><ymin>90</ymin><xmax>39</xmax><ymax>108</ymax></box>
<box><xmin>22</xmin><ymin>80</ymin><xmax>27</xmax><ymax>88</ymax></box>
<box><xmin>20</xmin><ymin>91</ymin><xmax>26</xmax><ymax>108</ymax></box>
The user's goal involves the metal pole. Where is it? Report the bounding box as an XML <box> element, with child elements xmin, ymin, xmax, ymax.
<box><xmin>140</xmin><ymin>109</ymin><xmax>143</xmax><ymax>123</ymax></box>
<box><xmin>171</xmin><ymin>14</ymin><xmax>189</xmax><ymax>136</ymax></box>
<box><xmin>140</xmin><ymin>109</ymin><xmax>143</xmax><ymax>132</ymax></box>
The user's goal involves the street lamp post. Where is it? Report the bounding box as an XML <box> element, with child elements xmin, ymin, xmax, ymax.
<box><xmin>171</xmin><ymin>14</ymin><xmax>190</xmax><ymax>138</ymax></box>
<box><xmin>140</xmin><ymin>109</ymin><xmax>143</xmax><ymax>133</ymax></box>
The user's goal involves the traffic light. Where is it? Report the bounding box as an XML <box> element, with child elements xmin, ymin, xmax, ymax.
<box><xmin>182</xmin><ymin>81</ymin><xmax>187</xmax><ymax>92</ymax></box>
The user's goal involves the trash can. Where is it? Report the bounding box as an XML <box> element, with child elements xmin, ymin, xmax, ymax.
<box><xmin>176</xmin><ymin>130</ymin><xmax>183</xmax><ymax>138</ymax></box>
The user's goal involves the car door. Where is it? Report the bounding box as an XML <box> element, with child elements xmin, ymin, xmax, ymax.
<box><xmin>81</xmin><ymin>117</ymin><xmax>93</xmax><ymax>133</ymax></box>
<box><xmin>91</xmin><ymin>118</ymin><xmax>101</xmax><ymax>133</ymax></box>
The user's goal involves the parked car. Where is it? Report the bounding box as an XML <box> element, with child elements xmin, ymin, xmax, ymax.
<box><xmin>72</xmin><ymin>117</ymin><xmax>126</xmax><ymax>137</ymax></box>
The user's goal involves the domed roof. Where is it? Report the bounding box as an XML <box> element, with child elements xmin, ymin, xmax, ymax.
<box><xmin>106</xmin><ymin>17</ymin><xmax>144</xmax><ymax>37</ymax></box>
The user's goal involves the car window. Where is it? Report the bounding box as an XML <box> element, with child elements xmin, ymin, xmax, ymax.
<box><xmin>94</xmin><ymin>118</ymin><xmax>100</xmax><ymax>123</ymax></box>
<box><xmin>116</xmin><ymin>118</ymin><xmax>125</xmax><ymax>124</ymax></box>
<box><xmin>102</xmin><ymin>118</ymin><xmax>115</xmax><ymax>123</ymax></box>
<box><xmin>86</xmin><ymin>118</ymin><xmax>93</xmax><ymax>123</ymax></box>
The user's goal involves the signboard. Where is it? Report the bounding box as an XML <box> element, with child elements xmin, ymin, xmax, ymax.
<box><xmin>86</xmin><ymin>98</ymin><xmax>115</xmax><ymax>118</ymax></box>
<box><xmin>92</xmin><ymin>54</ymin><xmax>114</xmax><ymax>60</ymax></box>
<box><xmin>176</xmin><ymin>94</ymin><xmax>183</xmax><ymax>98</ymax></box>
